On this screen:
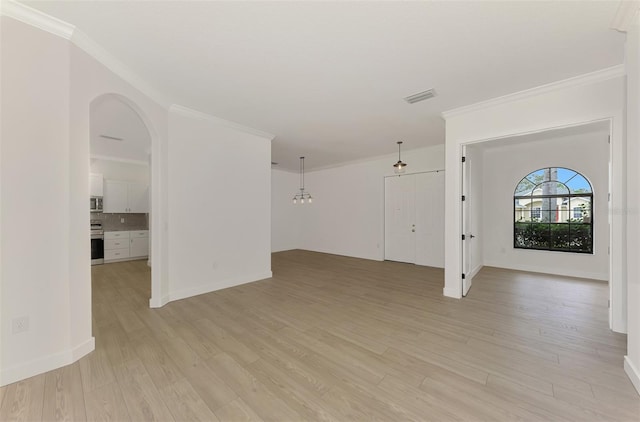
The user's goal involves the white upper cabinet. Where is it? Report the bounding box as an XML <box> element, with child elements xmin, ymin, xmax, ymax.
<box><xmin>127</xmin><ymin>182</ymin><xmax>149</xmax><ymax>213</ymax></box>
<box><xmin>89</xmin><ymin>173</ymin><xmax>104</xmax><ymax>197</ymax></box>
<box><xmin>103</xmin><ymin>180</ymin><xmax>148</xmax><ymax>213</ymax></box>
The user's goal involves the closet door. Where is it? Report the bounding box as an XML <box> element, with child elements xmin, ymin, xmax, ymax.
<box><xmin>415</xmin><ymin>171</ymin><xmax>445</xmax><ymax>268</ymax></box>
<box><xmin>384</xmin><ymin>175</ymin><xmax>416</xmax><ymax>263</ymax></box>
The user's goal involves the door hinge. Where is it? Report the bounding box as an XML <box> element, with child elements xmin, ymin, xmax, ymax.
<box><xmin>608</xmin><ymin>135</ymin><xmax>611</xmax><ymax>144</ymax></box>
<box><xmin>462</xmin><ymin>234</ymin><xmax>466</xmax><ymax>240</ymax></box>
<box><xmin>462</xmin><ymin>156</ymin><xmax>466</xmax><ymax>163</ymax></box>
<box><xmin>608</xmin><ymin>193</ymin><xmax>611</xmax><ymax>202</ymax></box>
<box><xmin>461</xmin><ymin>195</ymin><xmax>466</xmax><ymax>201</ymax></box>
<box><xmin>608</xmin><ymin>299</ymin><xmax>610</xmax><ymax>308</ymax></box>
<box><xmin>462</xmin><ymin>273</ymin><xmax>466</xmax><ymax>279</ymax></box>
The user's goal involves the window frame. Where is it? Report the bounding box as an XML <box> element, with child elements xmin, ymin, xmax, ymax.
<box><xmin>573</xmin><ymin>206</ymin><xmax>583</xmax><ymax>219</ymax></box>
<box><xmin>531</xmin><ymin>207</ymin><xmax>541</xmax><ymax>220</ymax></box>
<box><xmin>513</xmin><ymin>168</ymin><xmax>593</xmax><ymax>254</ymax></box>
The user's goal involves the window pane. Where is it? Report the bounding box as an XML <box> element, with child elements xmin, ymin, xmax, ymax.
<box><xmin>565</xmin><ymin>174</ymin><xmax>592</xmax><ymax>193</ymax></box>
<box><xmin>550</xmin><ymin>224</ymin><xmax>570</xmax><ymax>249</ymax></box>
<box><xmin>557</xmin><ymin>168</ymin><xmax>577</xmax><ymax>184</ymax></box>
<box><xmin>515</xmin><ymin>178</ymin><xmax>535</xmax><ymax>195</ymax></box>
<box><xmin>538</xmin><ymin>181</ymin><xmax>569</xmax><ymax>195</ymax></box>
<box><xmin>526</xmin><ymin>169</ymin><xmax>545</xmax><ymax>185</ymax></box>
<box><xmin>514</xmin><ymin>222</ymin><xmax>550</xmax><ymax>249</ymax></box>
<box><xmin>570</xmin><ymin>224</ymin><xmax>593</xmax><ymax>253</ymax></box>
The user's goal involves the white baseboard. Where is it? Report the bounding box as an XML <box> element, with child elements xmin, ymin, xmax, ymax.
<box><xmin>302</xmin><ymin>247</ymin><xmax>380</xmax><ymax>262</ymax></box>
<box><xmin>468</xmin><ymin>264</ymin><xmax>483</xmax><ymax>280</ymax></box>
<box><xmin>624</xmin><ymin>356</ymin><xmax>640</xmax><ymax>396</ymax></box>
<box><xmin>0</xmin><ymin>337</ymin><xmax>95</xmax><ymax>387</ymax></box>
<box><xmin>443</xmin><ymin>286</ymin><xmax>461</xmax><ymax>299</ymax></box>
<box><xmin>168</xmin><ymin>271</ymin><xmax>273</xmax><ymax>303</ymax></box>
<box><xmin>149</xmin><ymin>294</ymin><xmax>170</xmax><ymax>308</ymax></box>
<box><xmin>271</xmin><ymin>247</ymin><xmax>296</xmax><ymax>253</ymax></box>
<box><xmin>71</xmin><ymin>337</ymin><xmax>95</xmax><ymax>361</ymax></box>
<box><xmin>482</xmin><ymin>260</ymin><xmax>607</xmax><ymax>281</ymax></box>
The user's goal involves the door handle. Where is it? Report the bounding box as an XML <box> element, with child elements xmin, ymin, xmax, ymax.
<box><xmin>470</xmin><ymin>234</ymin><xmax>476</xmax><ymax>239</ymax></box>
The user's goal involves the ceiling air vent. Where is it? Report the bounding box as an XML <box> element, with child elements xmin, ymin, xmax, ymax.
<box><xmin>99</xmin><ymin>134</ymin><xmax>124</xmax><ymax>141</ymax></box>
<box><xmin>404</xmin><ymin>89</ymin><xmax>437</xmax><ymax>104</ymax></box>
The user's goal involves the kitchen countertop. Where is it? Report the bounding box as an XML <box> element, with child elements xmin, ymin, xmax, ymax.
<box><xmin>104</xmin><ymin>228</ymin><xmax>149</xmax><ymax>232</ymax></box>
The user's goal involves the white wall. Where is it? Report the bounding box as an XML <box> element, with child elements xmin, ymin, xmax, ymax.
<box><xmin>167</xmin><ymin>106</ymin><xmax>272</xmax><ymax>302</ymax></box>
<box><xmin>299</xmin><ymin>145</ymin><xmax>445</xmax><ymax>261</ymax></box>
<box><xmin>443</xmin><ymin>72</ymin><xmax>627</xmax><ymax>334</ymax></box>
<box><xmin>0</xmin><ymin>14</ymin><xmax>171</xmax><ymax>386</ymax></box>
<box><xmin>1</xmin><ymin>16</ymin><xmax>75</xmax><ymax>385</ymax></box>
<box><xmin>90</xmin><ymin>158</ymin><xmax>149</xmax><ymax>184</ymax></box>
<box><xmin>271</xmin><ymin>169</ymin><xmax>301</xmax><ymax>252</ymax></box>
<box><xmin>625</xmin><ymin>12</ymin><xmax>640</xmax><ymax>395</ymax></box>
<box><xmin>68</xmin><ymin>36</ymin><xmax>169</xmax><ymax>356</ymax></box>
<box><xmin>481</xmin><ymin>130</ymin><xmax>609</xmax><ymax>281</ymax></box>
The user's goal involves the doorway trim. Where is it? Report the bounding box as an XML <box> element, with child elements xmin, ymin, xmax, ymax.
<box><xmin>453</xmin><ymin>117</ymin><xmax>623</xmax><ymax>333</ymax></box>
<box><xmin>89</xmin><ymin>93</ymin><xmax>162</xmax><ymax>308</ymax></box>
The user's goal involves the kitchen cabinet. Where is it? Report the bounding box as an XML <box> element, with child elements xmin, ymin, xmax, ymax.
<box><xmin>104</xmin><ymin>230</ymin><xmax>148</xmax><ymax>262</ymax></box>
<box><xmin>89</xmin><ymin>173</ymin><xmax>103</xmax><ymax>197</ymax></box>
<box><xmin>130</xmin><ymin>230</ymin><xmax>149</xmax><ymax>258</ymax></box>
<box><xmin>103</xmin><ymin>180</ymin><xmax>148</xmax><ymax>213</ymax></box>
<box><xmin>127</xmin><ymin>183</ymin><xmax>149</xmax><ymax>213</ymax></box>
<box><xmin>104</xmin><ymin>231</ymin><xmax>130</xmax><ymax>261</ymax></box>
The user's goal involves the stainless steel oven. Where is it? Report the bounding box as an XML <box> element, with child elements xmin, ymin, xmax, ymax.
<box><xmin>91</xmin><ymin>220</ymin><xmax>104</xmax><ymax>265</ymax></box>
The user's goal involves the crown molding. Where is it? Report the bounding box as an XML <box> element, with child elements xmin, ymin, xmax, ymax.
<box><xmin>169</xmin><ymin>104</ymin><xmax>275</xmax><ymax>141</ymax></box>
<box><xmin>2</xmin><ymin>1</ymin><xmax>273</xmax><ymax>138</ymax></box>
<box><xmin>71</xmin><ymin>29</ymin><xmax>171</xmax><ymax>107</ymax></box>
<box><xmin>1</xmin><ymin>1</ymin><xmax>170</xmax><ymax>107</ymax></box>
<box><xmin>1</xmin><ymin>0</ymin><xmax>74</xmax><ymax>39</ymax></box>
<box><xmin>611</xmin><ymin>0</ymin><xmax>640</xmax><ymax>32</ymax></box>
<box><xmin>442</xmin><ymin>65</ymin><xmax>625</xmax><ymax>120</ymax></box>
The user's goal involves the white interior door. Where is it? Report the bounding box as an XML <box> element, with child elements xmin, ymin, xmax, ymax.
<box><xmin>385</xmin><ymin>175</ymin><xmax>416</xmax><ymax>263</ymax></box>
<box><xmin>415</xmin><ymin>171</ymin><xmax>445</xmax><ymax>267</ymax></box>
<box><xmin>462</xmin><ymin>150</ymin><xmax>473</xmax><ymax>296</ymax></box>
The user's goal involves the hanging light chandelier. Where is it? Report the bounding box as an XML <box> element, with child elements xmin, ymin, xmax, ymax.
<box><xmin>393</xmin><ymin>141</ymin><xmax>407</xmax><ymax>174</ymax></box>
<box><xmin>292</xmin><ymin>156</ymin><xmax>313</xmax><ymax>204</ymax></box>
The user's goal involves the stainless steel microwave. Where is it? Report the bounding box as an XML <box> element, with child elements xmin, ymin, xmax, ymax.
<box><xmin>90</xmin><ymin>196</ymin><xmax>103</xmax><ymax>213</ymax></box>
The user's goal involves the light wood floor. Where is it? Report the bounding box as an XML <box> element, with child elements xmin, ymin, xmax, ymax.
<box><xmin>1</xmin><ymin>250</ymin><xmax>639</xmax><ymax>421</ymax></box>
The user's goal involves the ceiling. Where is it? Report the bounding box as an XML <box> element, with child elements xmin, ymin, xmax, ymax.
<box><xmin>90</xmin><ymin>94</ymin><xmax>151</xmax><ymax>163</ymax></box>
<box><xmin>22</xmin><ymin>1</ymin><xmax>625</xmax><ymax>171</ymax></box>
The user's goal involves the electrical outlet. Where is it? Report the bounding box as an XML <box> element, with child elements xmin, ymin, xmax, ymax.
<box><xmin>120</xmin><ymin>217</ymin><xmax>125</xmax><ymax>223</ymax></box>
<box><xmin>12</xmin><ymin>316</ymin><xmax>29</xmax><ymax>334</ymax></box>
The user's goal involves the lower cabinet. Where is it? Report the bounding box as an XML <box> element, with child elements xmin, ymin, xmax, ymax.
<box><xmin>104</xmin><ymin>230</ymin><xmax>148</xmax><ymax>262</ymax></box>
<box><xmin>130</xmin><ymin>230</ymin><xmax>150</xmax><ymax>258</ymax></box>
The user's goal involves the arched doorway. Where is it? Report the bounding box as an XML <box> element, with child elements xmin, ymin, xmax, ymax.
<box><xmin>89</xmin><ymin>93</ymin><xmax>156</xmax><ymax>307</ymax></box>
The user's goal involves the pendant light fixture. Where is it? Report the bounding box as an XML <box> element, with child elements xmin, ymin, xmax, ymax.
<box><xmin>292</xmin><ymin>156</ymin><xmax>313</xmax><ymax>204</ymax></box>
<box><xmin>393</xmin><ymin>141</ymin><xmax>407</xmax><ymax>174</ymax></box>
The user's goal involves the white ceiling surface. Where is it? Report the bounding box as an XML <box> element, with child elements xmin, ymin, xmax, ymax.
<box><xmin>23</xmin><ymin>1</ymin><xmax>625</xmax><ymax>171</ymax></box>
<box><xmin>90</xmin><ymin>95</ymin><xmax>151</xmax><ymax>163</ymax></box>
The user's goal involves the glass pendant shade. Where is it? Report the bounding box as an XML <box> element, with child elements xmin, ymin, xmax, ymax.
<box><xmin>393</xmin><ymin>161</ymin><xmax>407</xmax><ymax>174</ymax></box>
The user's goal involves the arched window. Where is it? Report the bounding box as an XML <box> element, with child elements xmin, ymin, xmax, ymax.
<box><xmin>514</xmin><ymin>167</ymin><xmax>593</xmax><ymax>253</ymax></box>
